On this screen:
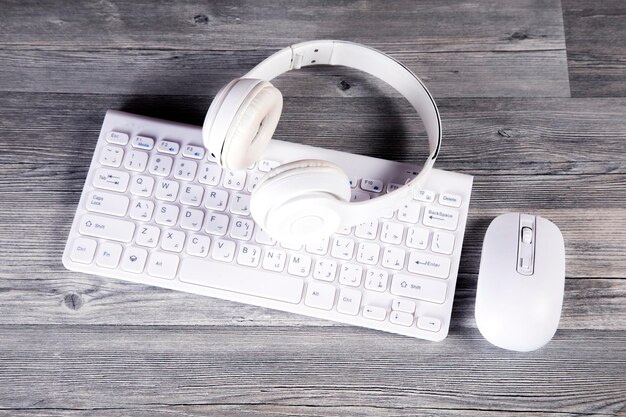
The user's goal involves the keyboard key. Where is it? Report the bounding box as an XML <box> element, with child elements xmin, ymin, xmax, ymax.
<box><xmin>386</xmin><ymin>183</ymin><xmax>401</xmax><ymax>193</ymax></box>
<box><xmin>229</xmin><ymin>193</ymin><xmax>251</xmax><ymax>216</ymax></box>
<box><xmin>360</xmin><ymin>178</ymin><xmax>383</xmax><ymax>193</ymax></box>
<box><xmin>95</xmin><ymin>242</ymin><xmax>123</xmax><ymax>269</ymax></box>
<box><xmin>415</xmin><ymin>189</ymin><xmax>435</xmax><ymax>203</ymax></box>
<box><xmin>180</xmin><ymin>257</ymin><xmax>304</xmax><ymax>304</ymax></box>
<box><xmin>356</xmin><ymin>242</ymin><xmax>380</xmax><ymax>265</ymax></box>
<box><xmin>129</xmin><ymin>175</ymin><xmax>154</xmax><ymax>197</ymax></box>
<box><xmin>120</xmin><ymin>247</ymin><xmax>148</xmax><ymax>273</ymax></box>
<box><xmin>106</xmin><ymin>131</ymin><xmax>129</xmax><ymax>145</ymax></box>
<box><xmin>280</xmin><ymin>241</ymin><xmax>302</xmax><ymax>251</ymax></box>
<box><xmin>255</xmin><ymin>227</ymin><xmax>275</xmax><ymax>246</ymax></box>
<box><xmin>407</xmin><ymin>252</ymin><xmax>451</xmax><ymax>279</ymax></box>
<box><xmin>155</xmin><ymin>179</ymin><xmax>179</xmax><ymax>201</ymax></box>
<box><xmin>363</xmin><ymin>305</ymin><xmax>386</xmax><ymax>321</ymax></box>
<box><xmin>180</xmin><ymin>184</ymin><xmax>204</xmax><ymax>206</ymax></box>
<box><xmin>355</xmin><ymin>220</ymin><xmax>378</xmax><ymax>240</ymax></box>
<box><xmin>337</xmin><ymin>288</ymin><xmax>361</xmax><ymax>316</ymax></box>
<box><xmin>287</xmin><ymin>254</ymin><xmax>312</xmax><ymax>277</ymax></box>
<box><xmin>417</xmin><ymin>316</ymin><xmax>442</xmax><ymax>332</ymax></box>
<box><xmin>186</xmin><ymin>234</ymin><xmax>210</xmax><ymax>257</ymax></box>
<box><xmin>348</xmin><ymin>178</ymin><xmax>357</xmax><ymax>188</ymax></box>
<box><xmin>313</xmin><ymin>259</ymin><xmax>337</xmax><ymax>282</ymax></box>
<box><xmin>86</xmin><ymin>190</ymin><xmax>129</xmax><ymax>217</ymax></box>
<box><xmin>392</xmin><ymin>299</ymin><xmax>416</xmax><ymax>314</ymax></box>
<box><xmin>135</xmin><ymin>225</ymin><xmax>160</xmax><ymax>248</ymax></box>
<box><xmin>258</xmin><ymin>160</ymin><xmax>279</xmax><ymax>172</ymax></box>
<box><xmin>155</xmin><ymin>204</ymin><xmax>179</xmax><ymax>226</ymax></box>
<box><xmin>390</xmin><ymin>311</ymin><xmax>414</xmax><ymax>327</ymax></box>
<box><xmin>147</xmin><ymin>251</ymin><xmax>180</xmax><ymax>279</ymax></box>
<box><xmin>180</xmin><ymin>208</ymin><xmax>204</xmax><ymax>231</ymax></box>
<box><xmin>223</xmin><ymin>170</ymin><xmax>246</xmax><ymax>190</ymax></box>
<box><xmin>229</xmin><ymin>217</ymin><xmax>254</xmax><ymax>241</ymax></box>
<box><xmin>406</xmin><ymin>226</ymin><xmax>429</xmax><ymax>250</ymax></box>
<box><xmin>305</xmin><ymin>236</ymin><xmax>329</xmax><ymax>255</ymax></box>
<box><xmin>123</xmin><ymin>150</ymin><xmax>148</xmax><ymax>172</ymax></box>
<box><xmin>174</xmin><ymin>159</ymin><xmax>198</xmax><ymax>181</ymax></box>
<box><xmin>148</xmin><ymin>154</ymin><xmax>174</xmax><ymax>177</ymax></box>
<box><xmin>351</xmin><ymin>191</ymin><xmax>370</xmax><ymax>202</ymax></box>
<box><xmin>336</xmin><ymin>225</ymin><xmax>352</xmax><ymax>235</ymax></box>
<box><xmin>211</xmin><ymin>239</ymin><xmax>236</xmax><ymax>262</ymax></box>
<box><xmin>246</xmin><ymin>172</ymin><xmax>262</xmax><ymax>192</ymax></box>
<box><xmin>99</xmin><ymin>145</ymin><xmax>124</xmax><ymax>167</ymax></box>
<box><xmin>382</xmin><ymin>247</ymin><xmax>405</xmax><ymax>270</ymax></box>
<box><xmin>365</xmin><ymin>269</ymin><xmax>389</xmax><ymax>292</ymax></box>
<box><xmin>182</xmin><ymin>145</ymin><xmax>205</xmax><ymax>159</ymax></box>
<box><xmin>236</xmin><ymin>243</ymin><xmax>262</xmax><ymax>267</ymax></box>
<box><xmin>69</xmin><ymin>237</ymin><xmax>97</xmax><ymax>264</ymax></box>
<box><xmin>439</xmin><ymin>193</ymin><xmax>462</xmax><ymax>208</ymax></box>
<box><xmin>431</xmin><ymin>231</ymin><xmax>455</xmax><ymax>255</ymax></box>
<box><xmin>129</xmin><ymin>199</ymin><xmax>154</xmax><ymax>221</ymax></box>
<box><xmin>205</xmin><ymin>189</ymin><xmax>229</xmax><ymax>211</ymax></box>
<box><xmin>331</xmin><ymin>237</ymin><xmax>355</xmax><ymax>260</ymax></box>
<box><xmin>262</xmin><ymin>248</ymin><xmax>287</xmax><ymax>272</ymax></box>
<box><xmin>205</xmin><ymin>213</ymin><xmax>229</xmax><ymax>236</ymax></box>
<box><xmin>397</xmin><ymin>201</ymin><xmax>420</xmax><ymax>223</ymax></box>
<box><xmin>198</xmin><ymin>163</ymin><xmax>222</xmax><ymax>185</ymax></box>
<box><xmin>390</xmin><ymin>274</ymin><xmax>447</xmax><ymax>304</ymax></box>
<box><xmin>423</xmin><ymin>206</ymin><xmax>459</xmax><ymax>231</ymax></box>
<box><xmin>79</xmin><ymin>214</ymin><xmax>135</xmax><ymax>243</ymax></box>
<box><xmin>156</xmin><ymin>140</ymin><xmax>180</xmax><ymax>155</ymax></box>
<box><xmin>161</xmin><ymin>229</ymin><xmax>186</xmax><ymax>253</ymax></box>
<box><xmin>381</xmin><ymin>222</ymin><xmax>404</xmax><ymax>245</ymax></box>
<box><xmin>305</xmin><ymin>282</ymin><xmax>336</xmax><ymax>310</ymax></box>
<box><xmin>338</xmin><ymin>263</ymin><xmax>362</xmax><ymax>287</ymax></box>
<box><xmin>93</xmin><ymin>168</ymin><xmax>129</xmax><ymax>192</ymax></box>
<box><xmin>131</xmin><ymin>135</ymin><xmax>154</xmax><ymax>150</ymax></box>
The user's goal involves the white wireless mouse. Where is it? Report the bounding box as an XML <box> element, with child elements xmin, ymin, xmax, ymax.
<box><xmin>475</xmin><ymin>213</ymin><xmax>565</xmax><ymax>352</ymax></box>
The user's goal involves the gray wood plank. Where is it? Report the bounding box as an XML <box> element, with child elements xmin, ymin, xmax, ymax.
<box><xmin>0</xmin><ymin>326</ymin><xmax>624</xmax><ymax>415</ymax></box>
<box><xmin>0</xmin><ymin>49</ymin><xmax>571</xmax><ymax>98</ymax></box>
<box><xmin>0</xmin><ymin>0</ymin><xmax>570</xmax><ymax>98</ymax></box>
<box><xmin>0</xmin><ymin>0</ymin><xmax>566</xmax><ymax>52</ymax></box>
<box><xmin>563</xmin><ymin>0</ymin><xmax>626</xmax><ymax>97</ymax></box>
<box><xmin>0</xmin><ymin>271</ymin><xmax>623</xmax><ymax>330</ymax></box>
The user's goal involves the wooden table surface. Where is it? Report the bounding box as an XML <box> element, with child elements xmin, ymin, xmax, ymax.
<box><xmin>1</xmin><ymin>1</ymin><xmax>625</xmax><ymax>415</ymax></box>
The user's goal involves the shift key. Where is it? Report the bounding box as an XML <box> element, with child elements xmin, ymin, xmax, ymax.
<box><xmin>79</xmin><ymin>214</ymin><xmax>135</xmax><ymax>243</ymax></box>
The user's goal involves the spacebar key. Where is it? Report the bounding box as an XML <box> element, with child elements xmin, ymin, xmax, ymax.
<box><xmin>179</xmin><ymin>258</ymin><xmax>304</xmax><ymax>304</ymax></box>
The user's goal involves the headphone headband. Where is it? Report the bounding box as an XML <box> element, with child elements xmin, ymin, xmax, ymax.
<box><xmin>244</xmin><ymin>40</ymin><xmax>441</xmax><ymax>208</ymax></box>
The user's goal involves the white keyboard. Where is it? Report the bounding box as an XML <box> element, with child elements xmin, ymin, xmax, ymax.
<box><xmin>63</xmin><ymin>110</ymin><xmax>473</xmax><ymax>341</ymax></box>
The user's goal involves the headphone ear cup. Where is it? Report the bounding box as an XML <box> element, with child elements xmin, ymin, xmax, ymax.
<box><xmin>251</xmin><ymin>160</ymin><xmax>351</xmax><ymax>244</ymax></box>
<box><xmin>222</xmin><ymin>82</ymin><xmax>282</xmax><ymax>170</ymax></box>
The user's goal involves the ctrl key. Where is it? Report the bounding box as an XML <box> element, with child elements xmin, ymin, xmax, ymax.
<box><xmin>69</xmin><ymin>237</ymin><xmax>97</xmax><ymax>264</ymax></box>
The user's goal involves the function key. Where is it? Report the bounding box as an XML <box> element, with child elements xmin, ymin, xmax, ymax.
<box><xmin>132</xmin><ymin>135</ymin><xmax>155</xmax><ymax>150</ymax></box>
<box><xmin>439</xmin><ymin>192</ymin><xmax>462</xmax><ymax>208</ymax></box>
<box><xmin>106</xmin><ymin>131</ymin><xmax>129</xmax><ymax>145</ymax></box>
<box><xmin>258</xmin><ymin>160</ymin><xmax>280</xmax><ymax>172</ymax></box>
<box><xmin>415</xmin><ymin>189</ymin><xmax>435</xmax><ymax>203</ymax></box>
<box><xmin>182</xmin><ymin>145</ymin><xmax>205</xmax><ymax>159</ymax></box>
<box><xmin>156</xmin><ymin>140</ymin><xmax>180</xmax><ymax>155</ymax></box>
<box><xmin>386</xmin><ymin>183</ymin><xmax>402</xmax><ymax>193</ymax></box>
<box><xmin>361</xmin><ymin>179</ymin><xmax>383</xmax><ymax>193</ymax></box>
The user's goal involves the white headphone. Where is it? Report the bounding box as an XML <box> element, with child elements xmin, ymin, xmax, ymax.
<box><xmin>202</xmin><ymin>40</ymin><xmax>441</xmax><ymax>245</ymax></box>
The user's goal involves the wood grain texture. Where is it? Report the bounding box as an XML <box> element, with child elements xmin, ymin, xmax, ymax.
<box><xmin>563</xmin><ymin>0</ymin><xmax>626</xmax><ymax>97</ymax></box>
<box><xmin>0</xmin><ymin>0</ymin><xmax>570</xmax><ymax>98</ymax></box>
<box><xmin>0</xmin><ymin>326</ymin><xmax>624</xmax><ymax>416</ymax></box>
<box><xmin>1</xmin><ymin>0</ymin><xmax>626</xmax><ymax>415</ymax></box>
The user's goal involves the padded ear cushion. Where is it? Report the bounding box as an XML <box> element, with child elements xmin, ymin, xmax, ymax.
<box><xmin>250</xmin><ymin>159</ymin><xmax>351</xmax><ymax>236</ymax></box>
<box><xmin>221</xmin><ymin>82</ymin><xmax>283</xmax><ymax>170</ymax></box>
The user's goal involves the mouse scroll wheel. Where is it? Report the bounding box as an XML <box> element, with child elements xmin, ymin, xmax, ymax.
<box><xmin>521</xmin><ymin>226</ymin><xmax>533</xmax><ymax>244</ymax></box>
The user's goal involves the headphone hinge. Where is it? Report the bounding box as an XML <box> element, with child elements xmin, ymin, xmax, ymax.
<box><xmin>290</xmin><ymin>40</ymin><xmax>335</xmax><ymax>70</ymax></box>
